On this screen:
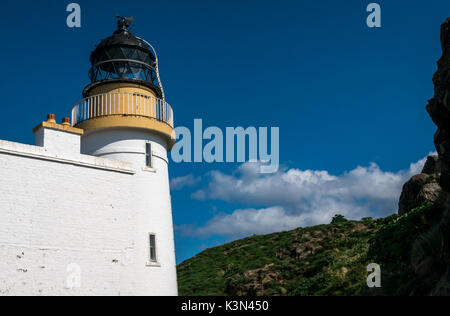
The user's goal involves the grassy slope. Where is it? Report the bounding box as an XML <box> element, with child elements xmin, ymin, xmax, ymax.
<box><xmin>178</xmin><ymin>202</ymin><xmax>441</xmax><ymax>296</ymax></box>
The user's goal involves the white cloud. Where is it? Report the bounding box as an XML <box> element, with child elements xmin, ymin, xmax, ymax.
<box><xmin>170</xmin><ymin>174</ymin><xmax>201</xmax><ymax>190</ymax></box>
<box><xmin>181</xmin><ymin>154</ymin><xmax>433</xmax><ymax>239</ymax></box>
<box><xmin>182</xmin><ymin>207</ymin><xmax>306</xmax><ymax>238</ymax></box>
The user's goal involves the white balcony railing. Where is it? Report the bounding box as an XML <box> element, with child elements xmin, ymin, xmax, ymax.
<box><xmin>71</xmin><ymin>92</ymin><xmax>174</xmax><ymax>128</ymax></box>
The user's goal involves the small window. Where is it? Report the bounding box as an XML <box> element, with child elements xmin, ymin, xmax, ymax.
<box><xmin>145</xmin><ymin>142</ymin><xmax>152</xmax><ymax>168</ymax></box>
<box><xmin>149</xmin><ymin>234</ymin><xmax>157</xmax><ymax>263</ymax></box>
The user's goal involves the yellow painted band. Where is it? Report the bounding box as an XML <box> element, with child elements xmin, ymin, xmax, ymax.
<box><xmin>76</xmin><ymin>115</ymin><xmax>176</xmax><ymax>151</ymax></box>
<box><xmin>86</xmin><ymin>82</ymin><xmax>157</xmax><ymax>97</ymax></box>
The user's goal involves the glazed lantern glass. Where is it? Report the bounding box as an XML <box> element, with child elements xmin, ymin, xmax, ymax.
<box><xmin>88</xmin><ymin>18</ymin><xmax>162</xmax><ymax>98</ymax></box>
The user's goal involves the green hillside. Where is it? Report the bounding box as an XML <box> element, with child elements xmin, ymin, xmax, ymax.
<box><xmin>178</xmin><ymin>201</ymin><xmax>444</xmax><ymax>296</ymax></box>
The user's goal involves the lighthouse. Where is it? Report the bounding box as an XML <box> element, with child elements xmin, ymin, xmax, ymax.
<box><xmin>71</xmin><ymin>17</ymin><xmax>178</xmax><ymax>294</ymax></box>
<box><xmin>0</xmin><ymin>17</ymin><xmax>178</xmax><ymax>296</ymax></box>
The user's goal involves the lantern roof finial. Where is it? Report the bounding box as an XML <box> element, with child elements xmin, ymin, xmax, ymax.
<box><xmin>116</xmin><ymin>15</ymin><xmax>134</xmax><ymax>32</ymax></box>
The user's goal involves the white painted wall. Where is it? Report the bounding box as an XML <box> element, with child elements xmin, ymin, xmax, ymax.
<box><xmin>35</xmin><ymin>127</ymin><xmax>81</xmax><ymax>155</ymax></box>
<box><xmin>0</xmin><ymin>126</ymin><xmax>178</xmax><ymax>296</ymax></box>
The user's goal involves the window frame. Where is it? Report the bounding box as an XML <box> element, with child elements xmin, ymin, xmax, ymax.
<box><xmin>146</xmin><ymin>233</ymin><xmax>160</xmax><ymax>267</ymax></box>
<box><xmin>145</xmin><ymin>141</ymin><xmax>153</xmax><ymax>168</ymax></box>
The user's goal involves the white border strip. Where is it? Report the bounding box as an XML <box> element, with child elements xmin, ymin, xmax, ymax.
<box><xmin>0</xmin><ymin>146</ymin><xmax>135</xmax><ymax>175</ymax></box>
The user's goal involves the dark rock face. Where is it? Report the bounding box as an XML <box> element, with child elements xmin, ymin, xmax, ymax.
<box><xmin>427</xmin><ymin>18</ymin><xmax>450</xmax><ymax>191</ymax></box>
<box><xmin>398</xmin><ymin>174</ymin><xmax>441</xmax><ymax>216</ymax></box>
<box><xmin>426</xmin><ymin>17</ymin><xmax>450</xmax><ymax>296</ymax></box>
<box><xmin>398</xmin><ymin>156</ymin><xmax>442</xmax><ymax>216</ymax></box>
<box><xmin>434</xmin><ymin>267</ymin><xmax>450</xmax><ymax>296</ymax></box>
<box><xmin>422</xmin><ymin>155</ymin><xmax>442</xmax><ymax>175</ymax></box>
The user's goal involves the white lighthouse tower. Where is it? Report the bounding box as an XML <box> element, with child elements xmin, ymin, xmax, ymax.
<box><xmin>0</xmin><ymin>17</ymin><xmax>178</xmax><ymax>296</ymax></box>
<box><xmin>71</xmin><ymin>17</ymin><xmax>178</xmax><ymax>294</ymax></box>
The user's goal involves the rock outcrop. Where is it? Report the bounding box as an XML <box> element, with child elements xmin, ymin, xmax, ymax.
<box><xmin>399</xmin><ymin>155</ymin><xmax>442</xmax><ymax>216</ymax></box>
<box><xmin>395</xmin><ymin>18</ymin><xmax>450</xmax><ymax>296</ymax></box>
<box><xmin>425</xmin><ymin>17</ymin><xmax>450</xmax><ymax>296</ymax></box>
<box><xmin>427</xmin><ymin>18</ymin><xmax>450</xmax><ymax>191</ymax></box>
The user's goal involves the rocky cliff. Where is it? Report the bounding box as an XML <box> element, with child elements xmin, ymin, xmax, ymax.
<box><xmin>399</xmin><ymin>156</ymin><xmax>442</xmax><ymax>216</ymax></box>
<box><xmin>177</xmin><ymin>18</ymin><xmax>450</xmax><ymax>296</ymax></box>
<box><xmin>423</xmin><ymin>17</ymin><xmax>450</xmax><ymax>295</ymax></box>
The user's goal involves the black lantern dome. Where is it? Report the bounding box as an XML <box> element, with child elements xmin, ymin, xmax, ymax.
<box><xmin>85</xmin><ymin>16</ymin><xmax>163</xmax><ymax>98</ymax></box>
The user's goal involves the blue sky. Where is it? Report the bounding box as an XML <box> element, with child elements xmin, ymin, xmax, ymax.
<box><xmin>0</xmin><ymin>0</ymin><xmax>447</xmax><ymax>263</ymax></box>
